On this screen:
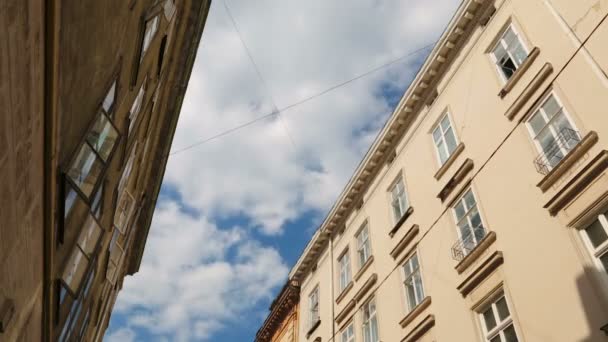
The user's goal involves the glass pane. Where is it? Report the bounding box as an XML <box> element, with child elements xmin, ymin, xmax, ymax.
<box><xmin>500</xmin><ymin>57</ymin><xmax>517</xmax><ymax>79</ymax></box>
<box><xmin>410</xmin><ymin>254</ymin><xmax>419</xmax><ymax>269</ymax></box>
<box><xmin>552</xmin><ymin>112</ymin><xmax>574</xmax><ymax>138</ymax></box>
<box><xmin>542</xmin><ymin>95</ymin><xmax>560</xmax><ymax>118</ymax></box>
<box><xmin>432</xmin><ymin>126</ymin><xmax>442</xmax><ymax>143</ymax></box>
<box><xmin>370</xmin><ymin>317</ymin><xmax>379</xmax><ymax>342</ymax></box>
<box><xmin>440</xmin><ymin>115</ymin><xmax>451</xmax><ymax>132</ymax></box>
<box><xmin>444</xmin><ymin>127</ymin><xmax>458</xmax><ymax>155</ymax></box>
<box><xmin>529</xmin><ymin>112</ymin><xmax>547</xmax><ymax>136</ymax></box>
<box><xmin>437</xmin><ymin>140</ymin><xmax>448</xmax><ymax>164</ymax></box>
<box><xmin>504</xmin><ymin>325</ymin><xmax>519</xmax><ymax>342</ymax></box>
<box><xmin>493</xmin><ymin>44</ymin><xmax>508</xmax><ymax>62</ymax></box>
<box><xmin>511</xmin><ymin>44</ymin><xmax>528</xmax><ymax>66</ymax></box>
<box><xmin>585</xmin><ymin>219</ymin><xmax>608</xmax><ymax>248</ymax></box>
<box><xmin>67</xmin><ymin>144</ymin><xmax>103</xmax><ymax>198</ymax></box>
<box><xmin>65</xmin><ymin>185</ymin><xmax>78</xmax><ymax>220</ymax></box>
<box><xmin>464</xmin><ymin>190</ymin><xmax>476</xmax><ymax>209</ymax></box>
<box><xmin>77</xmin><ymin>215</ymin><xmax>102</xmax><ymax>257</ymax></box>
<box><xmin>102</xmin><ymin>80</ymin><xmax>116</xmax><ymax>113</ymax></box>
<box><xmin>490</xmin><ymin>335</ymin><xmax>501</xmax><ymax>342</ymax></box>
<box><xmin>503</xmin><ymin>27</ymin><xmax>517</xmax><ymax>46</ymax></box>
<box><xmin>483</xmin><ymin>307</ymin><xmax>497</xmax><ymax>331</ymax></box>
<box><xmin>538</xmin><ymin>129</ymin><xmax>557</xmax><ymax>152</ymax></box>
<box><xmin>62</xmin><ymin>248</ymin><xmax>89</xmax><ymax>294</ymax></box>
<box><xmin>496</xmin><ymin>297</ymin><xmax>511</xmax><ymax>321</ymax></box>
<box><xmin>470</xmin><ymin>209</ymin><xmax>482</xmax><ymax>229</ymax></box>
<box><xmin>599</xmin><ymin>252</ymin><xmax>608</xmax><ymax>273</ymax></box>
<box><xmin>414</xmin><ymin>273</ymin><xmax>424</xmax><ymax>303</ymax></box>
<box><xmin>87</xmin><ymin>112</ymin><xmax>118</xmax><ymax>162</ymax></box>
<box><xmin>455</xmin><ymin>202</ymin><xmax>466</xmax><ymax>220</ymax></box>
<box><xmin>405</xmin><ymin>279</ymin><xmax>416</xmax><ymax>311</ymax></box>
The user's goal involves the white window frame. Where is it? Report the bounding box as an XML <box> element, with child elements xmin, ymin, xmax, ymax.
<box><xmin>479</xmin><ymin>293</ymin><xmax>520</xmax><ymax>342</ymax></box>
<box><xmin>580</xmin><ymin>210</ymin><xmax>608</xmax><ymax>274</ymax></box>
<box><xmin>356</xmin><ymin>222</ymin><xmax>372</xmax><ymax>269</ymax></box>
<box><xmin>452</xmin><ymin>188</ymin><xmax>486</xmax><ymax>255</ymax></box>
<box><xmin>431</xmin><ymin>113</ymin><xmax>459</xmax><ymax>166</ymax></box>
<box><xmin>338</xmin><ymin>249</ymin><xmax>352</xmax><ymax>293</ymax></box>
<box><xmin>341</xmin><ymin>321</ymin><xmax>355</xmax><ymax>342</ymax></box>
<box><xmin>390</xmin><ymin>175</ymin><xmax>409</xmax><ymax>224</ymax></box>
<box><xmin>129</xmin><ymin>76</ymin><xmax>147</xmax><ymax>134</ymax></box>
<box><xmin>525</xmin><ymin>92</ymin><xmax>578</xmax><ymax>167</ymax></box>
<box><xmin>140</xmin><ymin>15</ymin><xmax>160</xmax><ymax>62</ymax></box>
<box><xmin>490</xmin><ymin>24</ymin><xmax>529</xmax><ymax>83</ymax></box>
<box><xmin>402</xmin><ymin>252</ymin><xmax>425</xmax><ymax>312</ymax></box>
<box><xmin>308</xmin><ymin>286</ymin><xmax>320</xmax><ymax>329</ymax></box>
<box><xmin>361</xmin><ymin>297</ymin><xmax>379</xmax><ymax>342</ymax></box>
<box><xmin>114</xmin><ymin>189</ymin><xmax>136</xmax><ymax>234</ymax></box>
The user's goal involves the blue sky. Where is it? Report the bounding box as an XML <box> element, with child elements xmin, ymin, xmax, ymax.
<box><xmin>105</xmin><ymin>1</ymin><xmax>460</xmax><ymax>341</ymax></box>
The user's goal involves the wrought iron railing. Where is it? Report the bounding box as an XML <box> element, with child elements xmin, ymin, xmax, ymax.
<box><xmin>533</xmin><ymin>127</ymin><xmax>581</xmax><ymax>175</ymax></box>
<box><xmin>451</xmin><ymin>225</ymin><xmax>487</xmax><ymax>262</ymax></box>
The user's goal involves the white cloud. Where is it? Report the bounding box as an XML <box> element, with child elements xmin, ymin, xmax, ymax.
<box><xmin>105</xmin><ymin>327</ymin><xmax>136</xmax><ymax>342</ymax></box>
<box><xmin>111</xmin><ymin>0</ymin><xmax>462</xmax><ymax>340</ymax></box>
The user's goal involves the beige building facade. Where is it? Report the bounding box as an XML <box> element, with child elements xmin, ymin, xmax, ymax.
<box><xmin>0</xmin><ymin>1</ymin><xmax>210</xmax><ymax>341</ymax></box>
<box><xmin>286</xmin><ymin>1</ymin><xmax>608</xmax><ymax>342</ymax></box>
<box><xmin>256</xmin><ymin>280</ymin><xmax>301</xmax><ymax>342</ymax></box>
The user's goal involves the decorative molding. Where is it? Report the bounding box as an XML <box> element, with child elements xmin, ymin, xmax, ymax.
<box><xmin>390</xmin><ymin>225</ymin><xmax>420</xmax><ymax>259</ymax></box>
<box><xmin>255</xmin><ymin>280</ymin><xmax>300</xmax><ymax>342</ymax></box>
<box><xmin>389</xmin><ymin>207</ymin><xmax>415</xmax><ymax>238</ymax></box>
<box><xmin>544</xmin><ymin>150</ymin><xmax>608</xmax><ymax>216</ymax></box>
<box><xmin>505</xmin><ymin>62</ymin><xmax>553</xmax><ymax>121</ymax></box>
<box><xmin>354</xmin><ymin>255</ymin><xmax>374</xmax><ymax>282</ymax></box>
<box><xmin>437</xmin><ymin>158</ymin><xmax>474</xmax><ymax>202</ymax></box>
<box><xmin>306</xmin><ymin>320</ymin><xmax>321</xmax><ymax>339</ymax></box>
<box><xmin>537</xmin><ymin>131</ymin><xmax>599</xmax><ymax>192</ymax></box>
<box><xmin>399</xmin><ymin>297</ymin><xmax>432</xmax><ymax>329</ymax></box>
<box><xmin>354</xmin><ymin>273</ymin><xmax>378</xmax><ymax>302</ymax></box>
<box><xmin>335</xmin><ymin>281</ymin><xmax>354</xmax><ymax>305</ymax></box>
<box><xmin>434</xmin><ymin>143</ymin><xmax>465</xmax><ymax>180</ymax></box>
<box><xmin>457</xmin><ymin>251</ymin><xmax>504</xmax><ymax>297</ymax></box>
<box><xmin>499</xmin><ymin>47</ymin><xmax>540</xmax><ymax>98</ymax></box>
<box><xmin>335</xmin><ymin>300</ymin><xmax>356</xmax><ymax>325</ymax></box>
<box><xmin>455</xmin><ymin>231</ymin><xmax>497</xmax><ymax>274</ymax></box>
<box><xmin>400</xmin><ymin>314</ymin><xmax>436</xmax><ymax>342</ymax></box>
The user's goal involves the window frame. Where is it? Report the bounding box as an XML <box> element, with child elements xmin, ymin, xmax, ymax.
<box><xmin>308</xmin><ymin>285</ymin><xmax>320</xmax><ymax>329</ymax></box>
<box><xmin>340</xmin><ymin>321</ymin><xmax>355</xmax><ymax>342</ymax></box>
<box><xmin>580</xmin><ymin>210</ymin><xmax>608</xmax><ymax>275</ymax></box>
<box><xmin>337</xmin><ymin>248</ymin><xmax>352</xmax><ymax>293</ymax></box>
<box><xmin>478</xmin><ymin>292</ymin><xmax>520</xmax><ymax>342</ymax></box>
<box><xmin>361</xmin><ymin>297</ymin><xmax>379</xmax><ymax>342</ymax></box>
<box><xmin>402</xmin><ymin>252</ymin><xmax>425</xmax><ymax>313</ymax></box>
<box><xmin>389</xmin><ymin>174</ymin><xmax>409</xmax><ymax>224</ymax></box>
<box><xmin>452</xmin><ymin>188</ymin><xmax>487</xmax><ymax>255</ymax></box>
<box><xmin>356</xmin><ymin>222</ymin><xmax>372</xmax><ymax>269</ymax></box>
<box><xmin>489</xmin><ymin>23</ymin><xmax>530</xmax><ymax>83</ymax></box>
<box><xmin>431</xmin><ymin>112</ymin><xmax>460</xmax><ymax>166</ymax></box>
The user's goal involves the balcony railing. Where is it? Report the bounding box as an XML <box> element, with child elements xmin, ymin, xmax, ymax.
<box><xmin>533</xmin><ymin>127</ymin><xmax>581</xmax><ymax>175</ymax></box>
<box><xmin>451</xmin><ymin>225</ymin><xmax>487</xmax><ymax>262</ymax></box>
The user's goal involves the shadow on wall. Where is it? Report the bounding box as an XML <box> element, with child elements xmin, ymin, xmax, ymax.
<box><xmin>576</xmin><ymin>267</ymin><xmax>608</xmax><ymax>341</ymax></box>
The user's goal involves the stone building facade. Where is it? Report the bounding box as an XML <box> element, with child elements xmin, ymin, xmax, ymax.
<box><xmin>274</xmin><ymin>0</ymin><xmax>608</xmax><ymax>341</ymax></box>
<box><xmin>256</xmin><ymin>281</ymin><xmax>300</xmax><ymax>342</ymax></box>
<box><xmin>0</xmin><ymin>0</ymin><xmax>211</xmax><ymax>341</ymax></box>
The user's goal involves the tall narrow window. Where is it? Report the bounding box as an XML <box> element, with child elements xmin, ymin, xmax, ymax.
<box><xmin>129</xmin><ymin>77</ymin><xmax>147</xmax><ymax>134</ymax></box>
<box><xmin>527</xmin><ymin>93</ymin><xmax>579</xmax><ymax>174</ymax></box>
<box><xmin>338</xmin><ymin>250</ymin><xmax>352</xmax><ymax>293</ymax></box>
<box><xmin>581</xmin><ymin>210</ymin><xmax>608</xmax><ymax>274</ymax></box>
<box><xmin>61</xmin><ymin>214</ymin><xmax>102</xmax><ymax>296</ymax></box>
<box><xmin>87</xmin><ymin>111</ymin><xmax>119</xmax><ymax>162</ymax></box>
<box><xmin>356</xmin><ymin>223</ymin><xmax>371</xmax><ymax>268</ymax></box>
<box><xmin>341</xmin><ymin>322</ymin><xmax>355</xmax><ymax>342</ymax></box>
<box><xmin>479</xmin><ymin>294</ymin><xmax>520</xmax><ymax>342</ymax></box>
<box><xmin>102</xmin><ymin>79</ymin><xmax>117</xmax><ymax>114</ymax></box>
<box><xmin>158</xmin><ymin>35</ymin><xmax>168</xmax><ymax>77</ymax></box>
<box><xmin>452</xmin><ymin>189</ymin><xmax>485</xmax><ymax>260</ymax></box>
<box><xmin>114</xmin><ymin>190</ymin><xmax>136</xmax><ymax>234</ymax></box>
<box><xmin>390</xmin><ymin>176</ymin><xmax>409</xmax><ymax>223</ymax></box>
<box><xmin>403</xmin><ymin>253</ymin><xmax>425</xmax><ymax>312</ymax></box>
<box><xmin>432</xmin><ymin>114</ymin><xmax>458</xmax><ymax>165</ymax></box>
<box><xmin>361</xmin><ymin>298</ymin><xmax>379</xmax><ymax>342</ymax></box>
<box><xmin>140</xmin><ymin>16</ymin><xmax>159</xmax><ymax>62</ymax></box>
<box><xmin>491</xmin><ymin>25</ymin><xmax>528</xmax><ymax>81</ymax></box>
<box><xmin>308</xmin><ymin>286</ymin><xmax>320</xmax><ymax>329</ymax></box>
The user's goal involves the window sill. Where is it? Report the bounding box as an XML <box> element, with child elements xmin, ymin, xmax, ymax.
<box><xmin>498</xmin><ymin>47</ymin><xmax>540</xmax><ymax>98</ymax></box>
<box><xmin>389</xmin><ymin>207</ymin><xmax>415</xmax><ymax>238</ymax></box>
<box><xmin>399</xmin><ymin>296</ymin><xmax>432</xmax><ymax>329</ymax></box>
<box><xmin>353</xmin><ymin>255</ymin><xmax>374</xmax><ymax>282</ymax></box>
<box><xmin>454</xmin><ymin>231</ymin><xmax>497</xmax><ymax>274</ymax></box>
<box><xmin>335</xmin><ymin>281</ymin><xmax>353</xmax><ymax>304</ymax></box>
<box><xmin>335</xmin><ymin>299</ymin><xmax>356</xmax><ymax>325</ymax></box>
<box><xmin>306</xmin><ymin>320</ymin><xmax>321</xmax><ymax>339</ymax></box>
<box><xmin>537</xmin><ymin>131</ymin><xmax>599</xmax><ymax>192</ymax></box>
<box><xmin>434</xmin><ymin>143</ymin><xmax>465</xmax><ymax>180</ymax></box>
<box><xmin>390</xmin><ymin>224</ymin><xmax>420</xmax><ymax>260</ymax></box>
<box><xmin>437</xmin><ymin>158</ymin><xmax>474</xmax><ymax>203</ymax></box>
<box><xmin>400</xmin><ymin>314</ymin><xmax>436</xmax><ymax>342</ymax></box>
<box><xmin>354</xmin><ymin>273</ymin><xmax>378</xmax><ymax>302</ymax></box>
<box><xmin>457</xmin><ymin>251</ymin><xmax>504</xmax><ymax>297</ymax></box>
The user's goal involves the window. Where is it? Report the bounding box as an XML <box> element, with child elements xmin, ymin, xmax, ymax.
<box><xmin>158</xmin><ymin>35</ymin><xmax>168</xmax><ymax>76</ymax></box>
<box><xmin>338</xmin><ymin>250</ymin><xmax>352</xmax><ymax>293</ymax></box>
<box><xmin>129</xmin><ymin>77</ymin><xmax>147</xmax><ymax>134</ymax></box>
<box><xmin>361</xmin><ymin>298</ymin><xmax>379</xmax><ymax>342</ymax></box>
<box><xmin>390</xmin><ymin>176</ymin><xmax>409</xmax><ymax>223</ymax></box>
<box><xmin>526</xmin><ymin>93</ymin><xmax>579</xmax><ymax>173</ymax></box>
<box><xmin>86</xmin><ymin>111</ymin><xmax>119</xmax><ymax>162</ymax></box>
<box><xmin>453</xmin><ymin>189</ymin><xmax>486</xmax><ymax>259</ymax></box>
<box><xmin>91</xmin><ymin>183</ymin><xmax>104</xmax><ymax>219</ymax></box>
<box><xmin>106</xmin><ymin>238</ymin><xmax>124</xmax><ymax>286</ymax></box>
<box><xmin>402</xmin><ymin>253</ymin><xmax>425</xmax><ymax>312</ymax></box>
<box><xmin>102</xmin><ymin>79</ymin><xmax>117</xmax><ymax>114</ymax></box>
<box><xmin>432</xmin><ymin>114</ymin><xmax>458</xmax><ymax>165</ymax></box>
<box><xmin>164</xmin><ymin>0</ymin><xmax>176</xmax><ymax>21</ymax></box>
<box><xmin>118</xmin><ymin>142</ymin><xmax>139</xmax><ymax>195</ymax></box>
<box><xmin>341</xmin><ymin>322</ymin><xmax>355</xmax><ymax>342</ymax></box>
<box><xmin>480</xmin><ymin>295</ymin><xmax>520</xmax><ymax>342</ymax></box>
<box><xmin>491</xmin><ymin>25</ymin><xmax>528</xmax><ymax>81</ymax></box>
<box><xmin>308</xmin><ymin>286</ymin><xmax>320</xmax><ymax>329</ymax></box>
<box><xmin>114</xmin><ymin>190</ymin><xmax>136</xmax><ymax>234</ymax></box>
<box><xmin>581</xmin><ymin>210</ymin><xmax>608</xmax><ymax>274</ymax></box>
<box><xmin>140</xmin><ymin>16</ymin><xmax>159</xmax><ymax>62</ymax></box>
<box><xmin>356</xmin><ymin>223</ymin><xmax>371</xmax><ymax>268</ymax></box>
